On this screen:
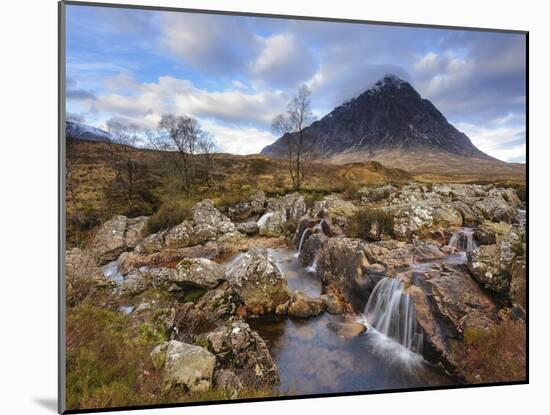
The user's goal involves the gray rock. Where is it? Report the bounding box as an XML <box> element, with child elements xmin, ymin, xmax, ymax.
<box><xmin>206</xmin><ymin>321</ymin><xmax>279</xmax><ymax>388</ymax></box>
<box><xmin>135</xmin><ymin>230</ymin><xmax>167</xmax><ymax>255</ymax></box>
<box><xmin>312</xmin><ymin>194</ymin><xmax>359</xmax><ymax>219</ymax></box>
<box><xmin>172</xmin><ymin>258</ymin><xmax>225</xmax><ymax>289</ymax></box>
<box><xmin>213</xmin><ymin>369</ymin><xmax>243</xmax><ymax>398</ymax></box>
<box><xmin>92</xmin><ymin>215</ymin><xmax>128</xmax><ymax>264</ymax></box>
<box><xmin>237</xmin><ymin>221</ymin><xmax>259</xmax><ymax>236</ymax></box>
<box><xmin>125</xmin><ymin>216</ymin><xmax>148</xmax><ymax>248</ymax></box>
<box><xmin>226</xmin><ymin>248</ymin><xmax>290</xmax><ymax>314</ymax></box>
<box><xmin>163</xmin><ymin>340</ymin><xmax>216</xmax><ymax>392</ymax></box>
<box><xmin>165</xmin><ymin>200</ymin><xmax>235</xmax><ymax>248</ymax></box>
<box><xmin>257</xmin><ymin>210</ymin><xmax>286</xmax><ymax>237</ymax></box>
<box><xmin>282</xmin><ymin>291</ymin><xmax>327</xmax><ymax>318</ymax></box>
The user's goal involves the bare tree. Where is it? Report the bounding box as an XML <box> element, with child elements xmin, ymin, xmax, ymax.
<box><xmin>272</xmin><ymin>85</ymin><xmax>316</xmax><ymax>190</ymax></box>
<box><xmin>106</xmin><ymin>120</ymin><xmax>141</xmax><ymax>208</ymax></box>
<box><xmin>197</xmin><ymin>131</ymin><xmax>217</xmax><ymax>187</ymax></box>
<box><xmin>153</xmin><ymin>114</ymin><xmax>211</xmax><ymax>194</ymax></box>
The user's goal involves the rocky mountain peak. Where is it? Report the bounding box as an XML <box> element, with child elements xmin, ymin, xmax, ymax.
<box><xmin>261</xmin><ymin>75</ymin><xmax>494</xmax><ymax>163</ymax></box>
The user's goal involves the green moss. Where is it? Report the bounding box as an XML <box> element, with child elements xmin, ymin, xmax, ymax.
<box><xmin>183</xmin><ymin>287</ymin><xmax>207</xmax><ymax>303</ymax></box>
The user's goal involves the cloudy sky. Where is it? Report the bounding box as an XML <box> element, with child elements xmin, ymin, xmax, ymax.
<box><xmin>65</xmin><ymin>5</ymin><xmax>527</xmax><ymax>162</ymax></box>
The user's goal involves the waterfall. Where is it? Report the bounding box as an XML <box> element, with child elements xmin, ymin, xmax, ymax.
<box><xmin>296</xmin><ymin>228</ymin><xmax>311</xmax><ymax>256</ymax></box>
<box><xmin>364</xmin><ymin>277</ymin><xmax>423</xmax><ymax>354</ymax></box>
<box><xmin>448</xmin><ymin>228</ymin><xmax>477</xmax><ymax>252</ymax></box>
<box><xmin>257</xmin><ymin>212</ymin><xmax>274</xmax><ymax>227</ymax></box>
<box><xmin>306</xmin><ymin>256</ymin><xmax>319</xmax><ymax>274</ymax></box>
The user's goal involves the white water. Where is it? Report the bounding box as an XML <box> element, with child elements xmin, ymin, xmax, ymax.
<box><xmin>448</xmin><ymin>228</ymin><xmax>478</xmax><ymax>252</ymax></box>
<box><xmin>257</xmin><ymin>212</ymin><xmax>274</xmax><ymax>227</ymax></box>
<box><xmin>295</xmin><ymin>228</ymin><xmax>311</xmax><ymax>258</ymax></box>
<box><xmin>517</xmin><ymin>209</ymin><xmax>526</xmax><ymax>226</ymax></box>
<box><xmin>306</xmin><ymin>255</ymin><xmax>319</xmax><ymax>273</ymax></box>
<box><xmin>363</xmin><ymin>277</ymin><xmax>423</xmax><ymax>354</ymax></box>
<box><xmin>101</xmin><ymin>260</ymin><xmax>124</xmax><ymax>283</ymax></box>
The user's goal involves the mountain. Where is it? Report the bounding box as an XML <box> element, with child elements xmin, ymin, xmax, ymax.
<box><xmin>66</xmin><ymin>120</ymin><xmax>111</xmax><ymax>143</ymax></box>
<box><xmin>261</xmin><ymin>75</ymin><xmax>523</xmax><ymax>177</ymax></box>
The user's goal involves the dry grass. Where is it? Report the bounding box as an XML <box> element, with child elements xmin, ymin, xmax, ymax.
<box><xmin>66</xmin><ymin>140</ymin><xmax>420</xmax><ymax>246</ymax></box>
<box><xmin>457</xmin><ymin>321</ymin><xmax>527</xmax><ymax>384</ymax></box>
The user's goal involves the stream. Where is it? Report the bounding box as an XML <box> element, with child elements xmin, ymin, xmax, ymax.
<box><xmin>248</xmin><ymin>248</ymin><xmax>455</xmax><ymax>396</ymax></box>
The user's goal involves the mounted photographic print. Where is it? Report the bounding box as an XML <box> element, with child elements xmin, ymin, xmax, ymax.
<box><xmin>59</xmin><ymin>1</ymin><xmax>528</xmax><ymax>413</ymax></box>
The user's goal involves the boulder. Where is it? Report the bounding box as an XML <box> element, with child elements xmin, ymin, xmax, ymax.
<box><xmin>213</xmin><ymin>369</ymin><xmax>243</xmax><ymax>398</ymax></box>
<box><xmin>257</xmin><ymin>210</ymin><xmax>286</xmax><ymax>237</ymax></box>
<box><xmin>320</xmin><ymin>294</ymin><xmax>346</xmax><ymax>314</ymax></box>
<box><xmin>206</xmin><ymin>321</ymin><xmax>279</xmax><ymax>388</ymax></box>
<box><xmin>407</xmin><ymin>266</ymin><xmax>497</xmax><ymax>376</ymax></box>
<box><xmin>282</xmin><ymin>192</ymin><xmax>307</xmax><ymax>222</ymax></box>
<box><xmin>125</xmin><ymin>216</ymin><xmax>148</xmax><ymax>248</ymax></box>
<box><xmin>359</xmin><ymin>185</ymin><xmax>397</xmax><ymax>203</ymax></box>
<box><xmin>467</xmin><ymin>224</ymin><xmax>525</xmax><ymax>297</ymax></box>
<box><xmin>165</xmin><ymin>200</ymin><xmax>235</xmax><ymax>248</ymax></box>
<box><xmin>319</xmin><ymin>217</ymin><xmax>344</xmax><ymax>237</ymax></box>
<box><xmin>392</xmin><ymin>203</ymin><xmax>462</xmax><ymax>240</ymax></box>
<box><xmin>172</xmin><ymin>258</ymin><xmax>226</xmax><ymax>289</ymax></box>
<box><xmin>162</xmin><ymin>340</ymin><xmax>216</xmax><ymax>392</ymax></box>
<box><xmin>119</xmin><ymin>242</ymin><xmax>219</xmax><ymax>273</ymax></box>
<box><xmin>172</xmin><ymin>282</ymin><xmax>243</xmax><ymax>343</ymax></box>
<box><xmin>119</xmin><ymin>267</ymin><xmax>174</xmax><ymax>295</ymax></box>
<box><xmin>313</xmin><ymin>194</ymin><xmax>359</xmax><ymax>219</ymax></box>
<box><xmin>91</xmin><ymin>215</ymin><xmax>128</xmax><ymax>264</ymax></box>
<box><xmin>452</xmin><ymin>201</ymin><xmax>478</xmax><ymax>225</ymax></box>
<box><xmin>226</xmin><ymin>248</ymin><xmax>290</xmax><ymax>314</ymax></box>
<box><xmin>284</xmin><ymin>291</ymin><xmax>327</xmax><ymax>318</ymax></box>
<box><xmin>472</xmin><ymin>197</ymin><xmax>516</xmax><ymax>223</ymax></box>
<box><xmin>66</xmin><ymin>248</ymin><xmax>97</xmax><ymax>281</ymax></box>
<box><xmin>216</xmin><ymin>231</ymin><xmax>246</xmax><ymax>255</ymax></box>
<box><xmin>237</xmin><ymin>221</ymin><xmax>259</xmax><ymax>236</ymax></box>
<box><xmin>298</xmin><ymin>232</ymin><xmax>327</xmax><ymax>266</ymax></box>
<box><xmin>316</xmin><ymin>238</ymin><xmax>372</xmax><ymax>309</ymax></box>
<box><xmin>135</xmin><ymin>230</ymin><xmax>167</xmax><ymax>255</ymax></box>
<box><xmin>363</xmin><ymin>240</ymin><xmax>415</xmax><ymax>269</ymax></box>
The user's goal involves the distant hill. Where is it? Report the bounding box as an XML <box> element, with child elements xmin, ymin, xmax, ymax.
<box><xmin>66</xmin><ymin>120</ymin><xmax>111</xmax><ymax>143</ymax></box>
<box><xmin>261</xmin><ymin>74</ymin><xmax>525</xmax><ymax>178</ymax></box>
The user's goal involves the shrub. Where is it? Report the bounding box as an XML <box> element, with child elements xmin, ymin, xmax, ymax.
<box><xmin>304</xmin><ymin>192</ymin><xmax>325</xmax><ymax>211</ymax></box>
<box><xmin>214</xmin><ymin>188</ymin><xmax>250</xmax><ymax>210</ymax></box>
<box><xmin>348</xmin><ymin>208</ymin><xmax>395</xmax><ymax>241</ymax></box>
<box><xmin>248</xmin><ymin>158</ymin><xmax>272</xmax><ymax>175</ymax></box>
<box><xmin>460</xmin><ymin>321</ymin><xmax>526</xmax><ymax>383</ymax></box>
<box><xmin>146</xmin><ymin>198</ymin><xmax>195</xmax><ymax>235</ymax></box>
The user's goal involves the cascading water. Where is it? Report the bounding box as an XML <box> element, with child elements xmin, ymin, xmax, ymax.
<box><xmin>294</xmin><ymin>228</ymin><xmax>311</xmax><ymax>258</ymax></box>
<box><xmin>257</xmin><ymin>212</ymin><xmax>274</xmax><ymax>227</ymax></box>
<box><xmin>448</xmin><ymin>228</ymin><xmax>478</xmax><ymax>252</ymax></box>
<box><xmin>363</xmin><ymin>277</ymin><xmax>423</xmax><ymax>354</ymax></box>
<box><xmin>102</xmin><ymin>260</ymin><xmax>124</xmax><ymax>283</ymax></box>
<box><xmin>306</xmin><ymin>255</ymin><xmax>319</xmax><ymax>273</ymax></box>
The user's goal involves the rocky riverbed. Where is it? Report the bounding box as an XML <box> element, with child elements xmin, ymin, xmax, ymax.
<box><xmin>66</xmin><ymin>182</ymin><xmax>527</xmax><ymax>403</ymax></box>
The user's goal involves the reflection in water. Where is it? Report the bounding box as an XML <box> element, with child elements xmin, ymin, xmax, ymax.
<box><xmin>250</xmin><ymin>248</ymin><xmax>454</xmax><ymax>396</ymax></box>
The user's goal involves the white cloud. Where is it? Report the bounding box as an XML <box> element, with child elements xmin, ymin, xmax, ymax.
<box><xmin>159</xmin><ymin>12</ymin><xmax>260</xmax><ymax>75</ymax></box>
<box><xmin>81</xmin><ymin>75</ymin><xmax>288</xmax><ymax>129</ymax></box>
<box><xmin>201</xmin><ymin>119</ymin><xmax>276</xmax><ymax>155</ymax></box>
<box><xmin>251</xmin><ymin>33</ymin><xmax>317</xmax><ymax>88</ymax></box>
<box><xmin>454</xmin><ymin>120</ymin><xmax>526</xmax><ymax>163</ymax></box>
